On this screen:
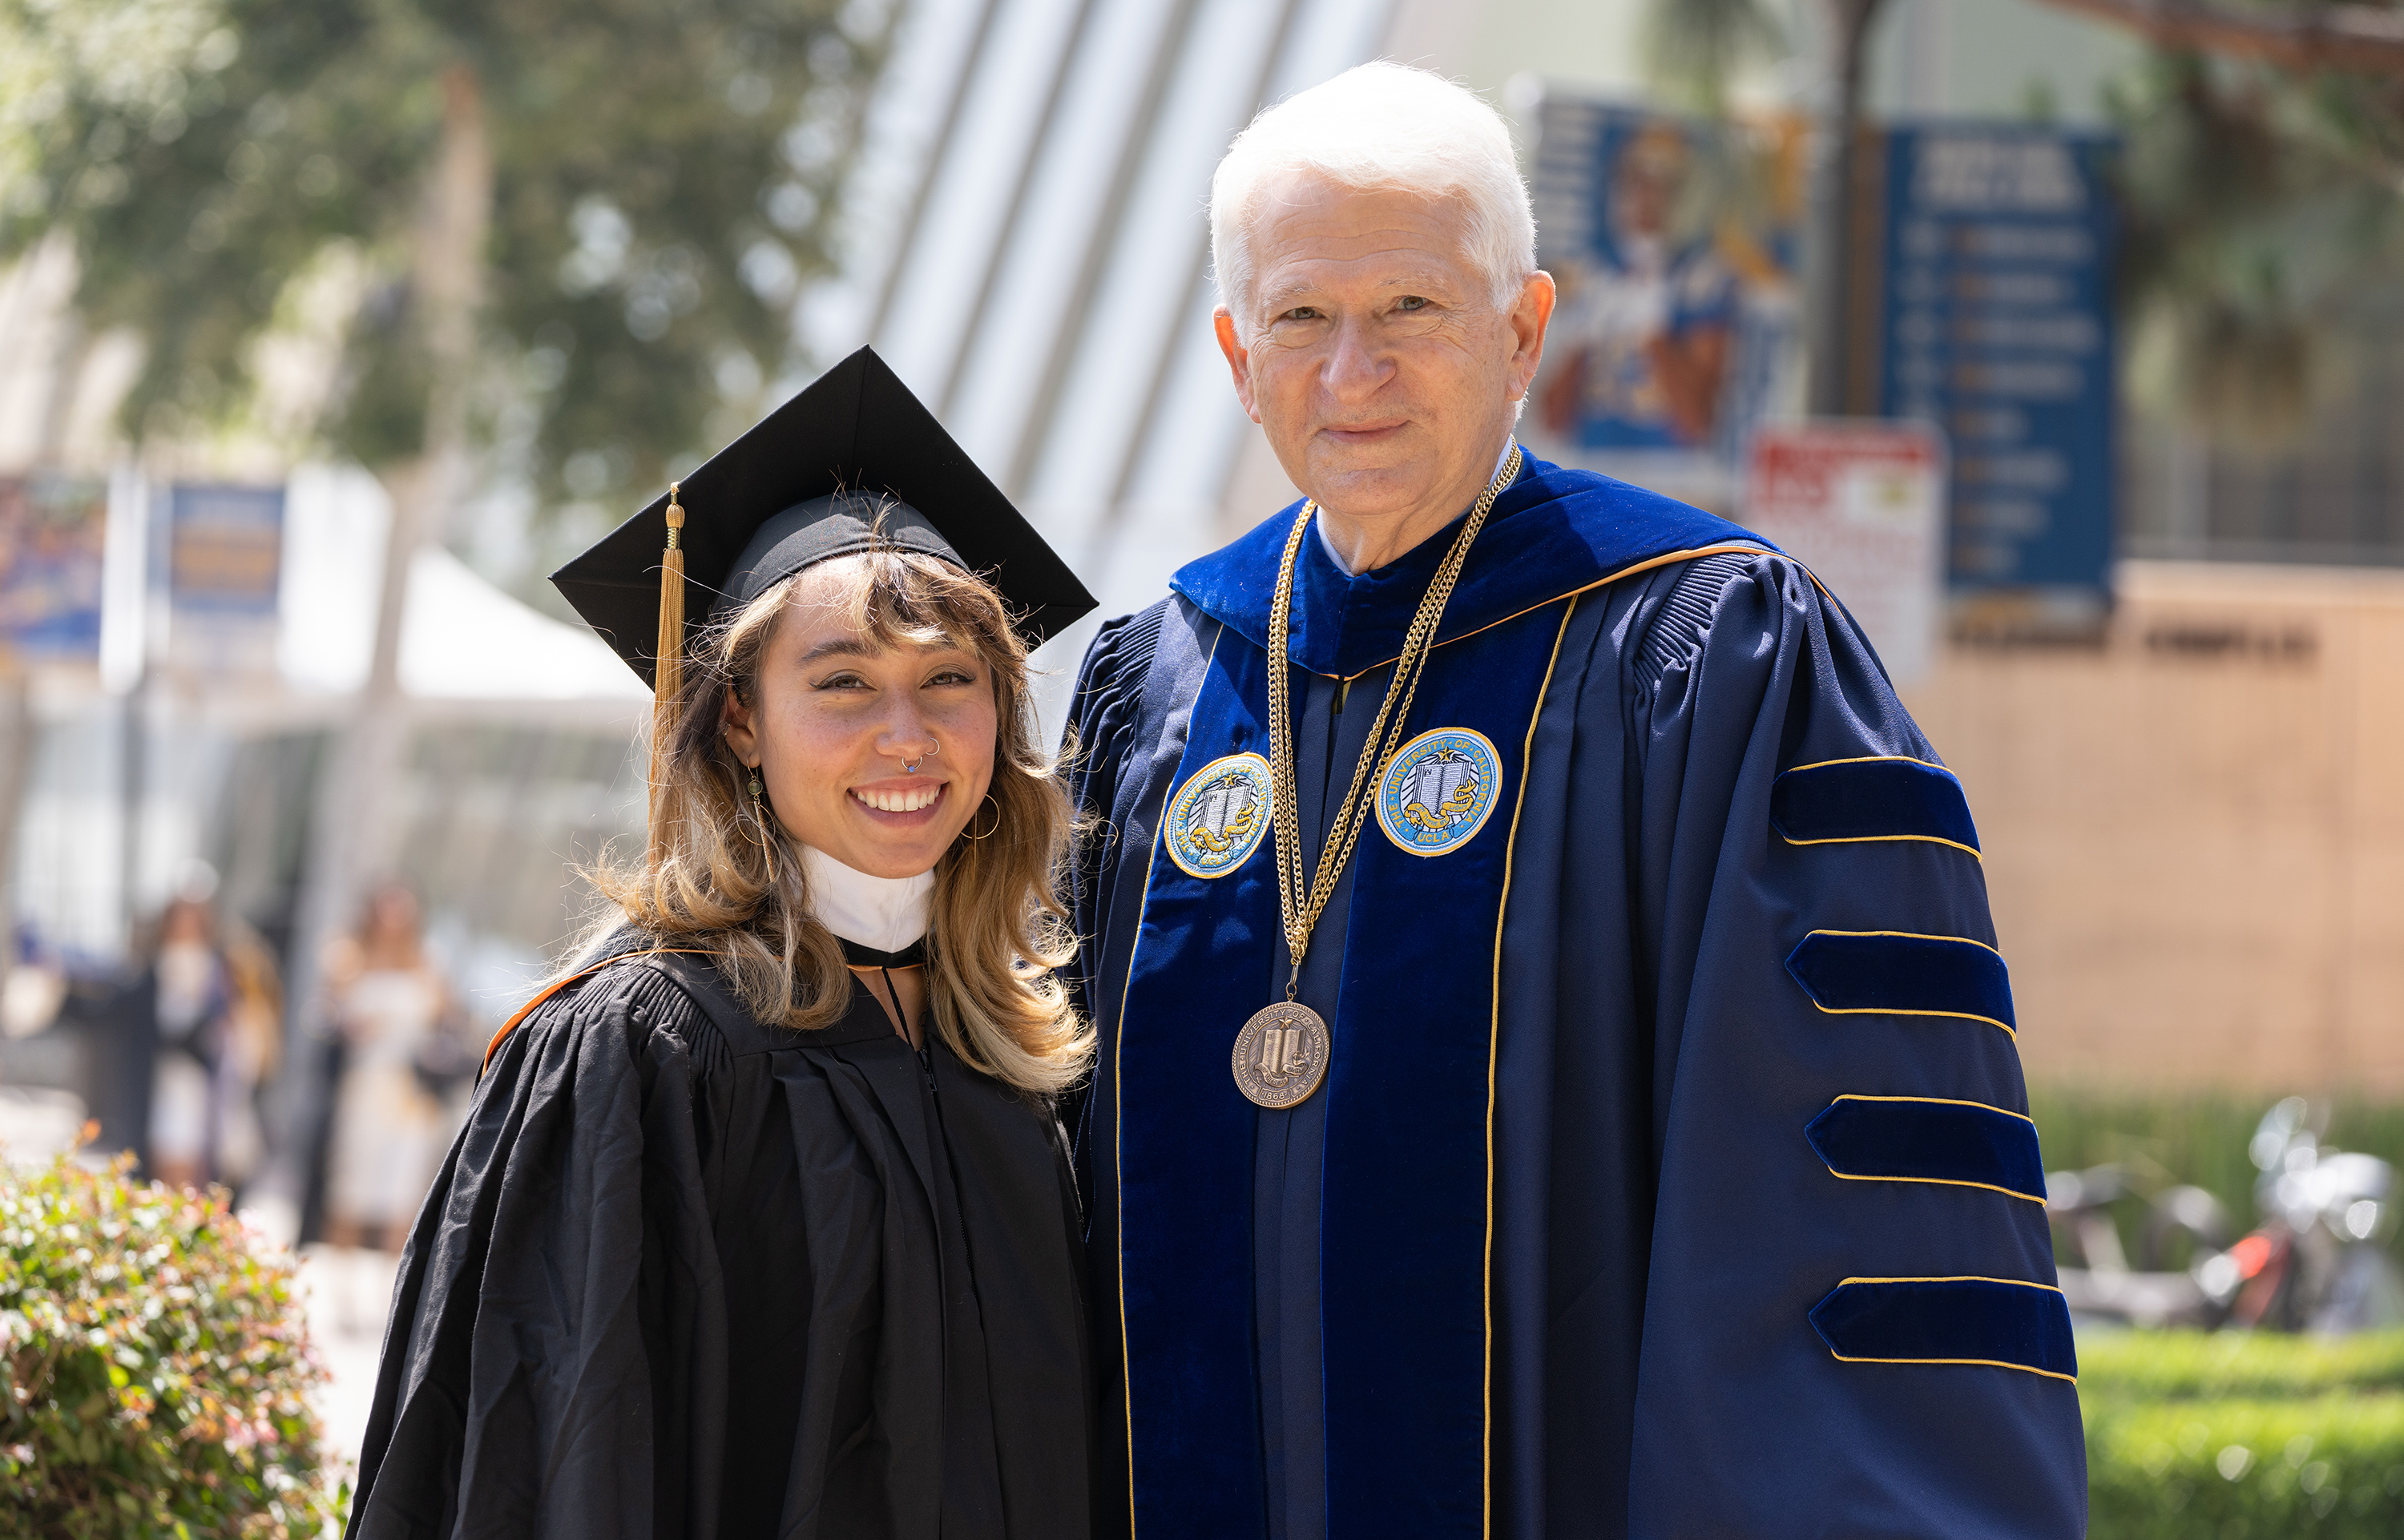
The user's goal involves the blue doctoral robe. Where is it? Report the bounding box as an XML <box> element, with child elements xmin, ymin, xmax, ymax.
<box><xmin>1062</xmin><ymin>450</ymin><xmax>2086</xmax><ymax>1539</ymax></box>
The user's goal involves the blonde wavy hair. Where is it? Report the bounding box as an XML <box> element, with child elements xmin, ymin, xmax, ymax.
<box><xmin>579</xmin><ymin>546</ymin><xmax>1091</xmax><ymax>1096</ymax></box>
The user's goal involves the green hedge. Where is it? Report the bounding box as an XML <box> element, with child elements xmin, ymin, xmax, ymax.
<box><xmin>0</xmin><ymin>1150</ymin><xmax>344</xmax><ymax>1538</ymax></box>
<box><xmin>2083</xmin><ymin>1331</ymin><xmax>2404</xmax><ymax>1538</ymax></box>
<box><xmin>2081</xmin><ymin>1328</ymin><xmax>2404</xmax><ymax>1401</ymax></box>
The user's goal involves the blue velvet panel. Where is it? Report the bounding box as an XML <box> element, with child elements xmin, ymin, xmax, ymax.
<box><xmin>1111</xmin><ymin>599</ymin><xmax>1567</xmax><ymax>1538</ymax></box>
<box><xmin>1809</xmin><ymin>1277</ymin><xmax>2077</xmax><ymax>1381</ymax></box>
<box><xmin>1770</xmin><ymin>757</ymin><xmax>1979</xmax><ymax>853</ymax></box>
<box><xmin>1785</xmin><ymin>930</ymin><xmax>2016</xmax><ymax>1035</ymax></box>
<box><xmin>1805</xmin><ymin>1096</ymin><xmax>2045</xmax><ymax>1201</ymax></box>
<box><xmin>1111</xmin><ymin>631</ymin><xmax>1277</xmax><ymax>1539</ymax></box>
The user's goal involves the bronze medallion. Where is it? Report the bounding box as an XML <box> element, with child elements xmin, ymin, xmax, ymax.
<box><xmin>1232</xmin><ymin>1000</ymin><xmax>1331</xmax><ymax>1109</ymax></box>
<box><xmin>1236</xmin><ymin>444</ymin><xmax>1518</xmax><ymax>1115</ymax></box>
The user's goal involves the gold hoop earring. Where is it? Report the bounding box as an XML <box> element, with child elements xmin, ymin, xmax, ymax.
<box><xmin>962</xmin><ymin>796</ymin><xmax>1001</xmax><ymax>841</ymax></box>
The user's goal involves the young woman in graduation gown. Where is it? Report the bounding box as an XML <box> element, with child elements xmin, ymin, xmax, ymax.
<box><xmin>345</xmin><ymin>498</ymin><xmax>1095</xmax><ymax>1537</ymax></box>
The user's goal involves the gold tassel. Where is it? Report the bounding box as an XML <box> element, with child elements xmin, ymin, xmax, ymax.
<box><xmin>653</xmin><ymin>482</ymin><xmax>687</xmax><ymax>745</ymax></box>
<box><xmin>648</xmin><ymin>482</ymin><xmax>687</xmax><ymax>866</ymax></box>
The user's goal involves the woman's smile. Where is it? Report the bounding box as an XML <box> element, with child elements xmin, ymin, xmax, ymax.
<box><xmin>849</xmin><ymin>778</ymin><xmax>948</xmax><ymax>819</ymax></box>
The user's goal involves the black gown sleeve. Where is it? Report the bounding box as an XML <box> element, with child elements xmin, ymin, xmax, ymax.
<box><xmin>346</xmin><ymin>964</ymin><xmax>726</xmax><ymax>1540</ymax></box>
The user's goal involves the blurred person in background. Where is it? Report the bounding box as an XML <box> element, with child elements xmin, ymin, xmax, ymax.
<box><xmin>345</xmin><ymin>356</ymin><xmax>1097</xmax><ymax>1538</ymax></box>
<box><xmin>131</xmin><ymin>863</ymin><xmax>283</xmax><ymax>1192</ymax></box>
<box><xmin>320</xmin><ymin>880</ymin><xmax>464</xmax><ymax>1256</ymax></box>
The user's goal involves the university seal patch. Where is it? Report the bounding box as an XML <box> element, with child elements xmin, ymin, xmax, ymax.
<box><xmin>1164</xmin><ymin>752</ymin><xmax>1273</xmax><ymax>878</ymax></box>
<box><xmin>1376</xmin><ymin>728</ymin><xmax>1502</xmax><ymax>857</ymax></box>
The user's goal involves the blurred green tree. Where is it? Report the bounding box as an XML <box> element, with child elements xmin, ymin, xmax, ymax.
<box><xmin>1640</xmin><ymin>0</ymin><xmax>1788</xmax><ymax>116</ymax></box>
<box><xmin>0</xmin><ymin>0</ymin><xmax>889</xmax><ymax>1169</ymax></box>
<box><xmin>2033</xmin><ymin>2</ymin><xmax>2404</xmax><ymax>446</ymax></box>
<box><xmin>1</xmin><ymin>0</ymin><xmax>883</xmax><ymax>510</ymax></box>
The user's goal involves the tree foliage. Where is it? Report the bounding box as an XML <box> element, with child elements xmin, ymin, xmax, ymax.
<box><xmin>1640</xmin><ymin>0</ymin><xmax>1789</xmax><ymax>115</ymax></box>
<box><xmin>0</xmin><ymin>0</ymin><xmax>888</xmax><ymax>507</ymax></box>
<box><xmin>2107</xmin><ymin>30</ymin><xmax>2404</xmax><ymax>446</ymax></box>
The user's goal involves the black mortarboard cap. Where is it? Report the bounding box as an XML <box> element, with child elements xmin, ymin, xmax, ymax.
<box><xmin>552</xmin><ymin>345</ymin><xmax>1095</xmax><ymax>691</ymax></box>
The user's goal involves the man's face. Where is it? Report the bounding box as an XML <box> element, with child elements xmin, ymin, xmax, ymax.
<box><xmin>1215</xmin><ymin>173</ymin><xmax>1551</xmax><ymax>529</ymax></box>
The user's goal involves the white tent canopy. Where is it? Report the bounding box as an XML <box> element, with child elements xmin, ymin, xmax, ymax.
<box><xmin>397</xmin><ymin>546</ymin><xmax>647</xmax><ymax>703</ymax></box>
<box><xmin>279</xmin><ymin>463</ymin><xmax>646</xmax><ymax>708</ymax></box>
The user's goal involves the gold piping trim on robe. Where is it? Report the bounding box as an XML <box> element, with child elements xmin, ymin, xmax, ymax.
<box><xmin>1484</xmin><ymin>595</ymin><xmax>1579</xmax><ymax>1538</ymax></box>
<box><xmin>1825</xmin><ymin>1351</ymin><xmax>2079</xmax><ymax>1385</ymax></box>
<box><xmin>1793</xmin><ymin>929</ymin><xmax>2017</xmax><ymax>1040</ymax></box>
<box><xmin>1783</xmin><ymin>830</ymin><xmax>1985</xmax><ymax>860</ymax></box>
<box><xmin>1829</xmin><ymin>1091</ymin><xmax>2035</xmax><ymax>1123</ymax></box>
<box><xmin>1785</xmin><ymin>752</ymin><xmax>1957</xmax><ymax>775</ymax></box>
<box><xmin>1816</xmin><ymin>1092</ymin><xmax>2047</xmax><ymax>1205</ymax></box>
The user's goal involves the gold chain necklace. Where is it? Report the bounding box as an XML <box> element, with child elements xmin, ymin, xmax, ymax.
<box><xmin>1230</xmin><ymin>440</ymin><xmax>1523</xmax><ymax>1109</ymax></box>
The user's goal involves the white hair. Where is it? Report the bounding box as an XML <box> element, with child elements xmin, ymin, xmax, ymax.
<box><xmin>1208</xmin><ymin>62</ymin><xmax>1536</xmax><ymax>334</ymax></box>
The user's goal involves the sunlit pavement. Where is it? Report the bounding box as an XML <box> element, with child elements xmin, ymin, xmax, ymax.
<box><xmin>295</xmin><ymin>1243</ymin><xmax>400</xmax><ymax>1478</ymax></box>
<box><xmin>0</xmin><ymin>1086</ymin><xmax>86</xmax><ymax>1161</ymax></box>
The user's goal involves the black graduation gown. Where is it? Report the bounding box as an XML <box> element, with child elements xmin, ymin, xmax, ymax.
<box><xmin>1061</xmin><ymin>453</ymin><xmax>2085</xmax><ymax>1538</ymax></box>
<box><xmin>345</xmin><ymin>940</ymin><xmax>1091</xmax><ymax>1540</ymax></box>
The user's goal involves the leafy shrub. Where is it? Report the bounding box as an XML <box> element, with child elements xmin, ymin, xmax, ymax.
<box><xmin>2083</xmin><ymin>1329</ymin><xmax>2404</xmax><ymax>1538</ymax></box>
<box><xmin>0</xmin><ymin>1149</ymin><xmax>344</xmax><ymax>1538</ymax></box>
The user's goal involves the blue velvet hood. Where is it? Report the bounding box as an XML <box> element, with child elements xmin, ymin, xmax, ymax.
<box><xmin>1168</xmin><ymin>450</ymin><xmax>1766</xmax><ymax>679</ymax></box>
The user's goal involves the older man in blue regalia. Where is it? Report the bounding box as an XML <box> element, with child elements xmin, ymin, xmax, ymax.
<box><xmin>1063</xmin><ymin>62</ymin><xmax>2085</xmax><ymax>1539</ymax></box>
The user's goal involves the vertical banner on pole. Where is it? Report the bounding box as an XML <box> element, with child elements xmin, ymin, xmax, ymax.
<box><xmin>167</xmin><ymin>483</ymin><xmax>285</xmax><ymax>680</ymax></box>
<box><xmin>1854</xmin><ymin>124</ymin><xmax>2118</xmax><ymax>636</ymax></box>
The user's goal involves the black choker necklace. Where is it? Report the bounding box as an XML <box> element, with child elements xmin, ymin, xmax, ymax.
<box><xmin>838</xmin><ymin>936</ymin><xmax>928</xmax><ymax>970</ymax></box>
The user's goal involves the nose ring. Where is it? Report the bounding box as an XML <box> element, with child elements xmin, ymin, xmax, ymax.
<box><xmin>898</xmin><ymin>740</ymin><xmax>937</xmax><ymax>775</ymax></box>
<box><xmin>902</xmin><ymin>759</ymin><xmax>921</xmax><ymax>774</ymax></box>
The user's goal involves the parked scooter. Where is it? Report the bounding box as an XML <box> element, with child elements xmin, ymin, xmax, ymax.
<box><xmin>2050</xmin><ymin>1098</ymin><xmax>2403</xmax><ymax>1332</ymax></box>
<box><xmin>2208</xmin><ymin>1097</ymin><xmax>2404</xmax><ymax>1331</ymax></box>
<box><xmin>2049</xmin><ymin>1161</ymin><xmax>2229</xmax><ymax>1327</ymax></box>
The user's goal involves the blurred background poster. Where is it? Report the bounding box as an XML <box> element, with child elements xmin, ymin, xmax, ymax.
<box><xmin>0</xmin><ymin>476</ymin><xmax>105</xmax><ymax>668</ymax></box>
<box><xmin>1524</xmin><ymin>93</ymin><xmax>1806</xmax><ymax>505</ymax></box>
<box><xmin>166</xmin><ymin>483</ymin><xmax>284</xmax><ymax>680</ymax></box>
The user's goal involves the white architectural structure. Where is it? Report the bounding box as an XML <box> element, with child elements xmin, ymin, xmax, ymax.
<box><xmin>806</xmin><ymin>0</ymin><xmax>1471</xmax><ymax>701</ymax></box>
<box><xmin>799</xmin><ymin>0</ymin><xmax>2136</xmax><ymax>704</ymax></box>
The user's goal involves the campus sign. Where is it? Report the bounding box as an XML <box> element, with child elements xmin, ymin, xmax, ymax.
<box><xmin>1857</xmin><ymin>123</ymin><xmax>2120</xmax><ymax>632</ymax></box>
